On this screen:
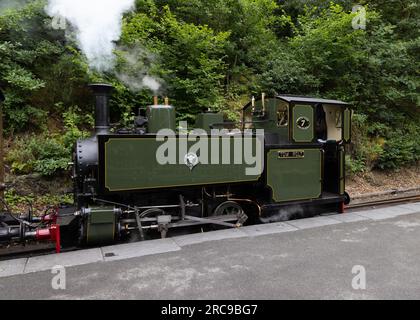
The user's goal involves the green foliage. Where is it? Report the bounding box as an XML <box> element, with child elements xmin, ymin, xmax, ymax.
<box><xmin>377</xmin><ymin>123</ymin><xmax>420</xmax><ymax>170</ymax></box>
<box><xmin>348</xmin><ymin>113</ymin><xmax>420</xmax><ymax>173</ymax></box>
<box><xmin>7</xmin><ymin>135</ymin><xmax>70</xmax><ymax>175</ymax></box>
<box><xmin>348</xmin><ymin>114</ymin><xmax>384</xmax><ymax>174</ymax></box>
<box><xmin>345</xmin><ymin>155</ymin><xmax>366</xmax><ymax>176</ymax></box>
<box><xmin>258</xmin><ymin>46</ymin><xmax>320</xmax><ymax>95</ymax></box>
<box><xmin>0</xmin><ymin>0</ymin><xmax>92</xmax><ymax>134</ymax></box>
<box><xmin>61</xmin><ymin>106</ymin><xmax>92</xmax><ymax>147</ymax></box>
<box><xmin>121</xmin><ymin>5</ymin><xmax>230</xmax><ymax>120</ymax></box>
<box><xmin>5</xmin><ymin>188</ymin><xmax>73</xmax><ymax>214</ymax></box>
<box><xmin>6</xmin><ymin>106</ymin><xmax>90</xmax><ymax>176</ymax></box>
<box><xmin>0</xmin><ymin>0</ymin><xmax>419</xmax><ymax>182</ymax></box>
<box><xmin>270</xmin><ymin>3</ymin><xmax>419</xmax><ymax>172</ymax></box>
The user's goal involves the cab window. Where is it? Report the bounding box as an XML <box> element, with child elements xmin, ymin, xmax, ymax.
<box><xmin>324</xmin><ymin>104</ymin><xmax>343</xmax><ymax>141</ymax></box>
<box><xmin>277</xmin><ymin>102</ymin><xmax>289</xmax><ymax>127</ymax></box>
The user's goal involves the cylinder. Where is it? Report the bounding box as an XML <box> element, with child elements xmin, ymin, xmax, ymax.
<box><xmin>88</xmin><ymin>84</ymin><xmax>114</xmax><ymax>135</ymax></box>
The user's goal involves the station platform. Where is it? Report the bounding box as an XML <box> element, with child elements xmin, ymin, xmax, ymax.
<box><xmin>0</xmin><ymin>202</ymin><xmax>420</xmax><ymax>299</ymax></box>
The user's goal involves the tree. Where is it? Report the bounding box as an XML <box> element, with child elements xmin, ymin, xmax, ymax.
<box><xmin>0</xmin><ymin>0</ymin><xmax>91</xmax><ymax>134</ymax></box>
<box><xmin>121</xmin><ymin>5</ymin><xmax>229</xmax><ymax>120</ymax></box>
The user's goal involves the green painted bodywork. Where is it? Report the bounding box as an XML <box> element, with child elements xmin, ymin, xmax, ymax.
<box><xmin>292</xmin><ymin>105</ymin><xmax>314</xmax><ymax>143</ymax></box>
<box><xmin>343</xmin><ymin>108</ymin><xmax>352</xmax><ymax>142</ymax></box>
<box><xmin>267</xmin><ymin>148</ymin><xmax>322</xmax><ymax>202</ymax></box>
<box><xmin>86</xmin><ymin>207</ymin><xmax>115</xmax><ymax>245</ymax></box>
<box><xmin>196</xmin><ymin>113</ymin><xmax>224</xmax><ymax>131</ymax></box>
<box><xmin>104</xmin><ymin>137</ymin><xmax>261</xmax><ymax>192</ymax></box>
<box><xmin>147</xmin><ymin>105</ymin><xmax>176</xmax><ymax>133</ymax></box>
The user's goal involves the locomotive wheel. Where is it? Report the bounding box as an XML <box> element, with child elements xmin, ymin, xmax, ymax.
<box><xmin>213</xmin><ymin>201</ymin><xmax>244</xmax><ymax>217</ymax></box>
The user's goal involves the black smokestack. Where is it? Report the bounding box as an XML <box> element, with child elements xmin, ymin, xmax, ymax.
<box><xmin>88</xmin><ymin>83</ymin><xmax>113</xmax><ymax>135</ymax></box>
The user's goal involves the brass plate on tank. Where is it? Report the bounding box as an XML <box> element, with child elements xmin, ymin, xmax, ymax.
<box><xmin>278</xmin><ymin>150</ymin><xmax>305</xmax><ymax>159</ymax></box>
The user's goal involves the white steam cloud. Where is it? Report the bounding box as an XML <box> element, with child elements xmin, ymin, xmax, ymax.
<box><xmin>45</xmin><ymin>0</ymin><xmax>135</xmax><ymax>72</ymax></box>
<box><xmin>260</xmin><ymin>205</ymin><xmax>305</xmax><ymax>223</ymax></box>
<box><xmin>142</xmin><ymin>75</ymin><xmax>161</xmax><ymax>93</ymax></box>
<box><xmin>115</xmin><ymin>45</ymin><xmax>163</xmax><ymax>94</ymax></box>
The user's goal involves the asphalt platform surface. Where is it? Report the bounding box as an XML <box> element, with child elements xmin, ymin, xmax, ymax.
<box><xmin>1</xmin><ymin>202</ymin><xmax>420</xmax><ymax>300</ymax></box>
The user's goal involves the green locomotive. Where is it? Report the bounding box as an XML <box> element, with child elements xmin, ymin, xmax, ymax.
<box><xmin>71</xmin><ymin>84</ymin><xmax>352</xmax><ymax>245</ymax></box>
<box><xmin>0</xmin><ymin>84</ymin><xmax>352</xmax><ymax>249</ymax></box>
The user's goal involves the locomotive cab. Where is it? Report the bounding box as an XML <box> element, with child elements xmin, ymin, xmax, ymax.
<box><xmin>242</xmin><ymin>95</ymin><xmax>352</xmax><ymax>212</ymax></box>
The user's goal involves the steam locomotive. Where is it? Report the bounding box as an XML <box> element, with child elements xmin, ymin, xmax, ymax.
<box><xmin>0</xmin><ymin>84</ymin><xmax>352</xmax><ymax>252</ymax></box>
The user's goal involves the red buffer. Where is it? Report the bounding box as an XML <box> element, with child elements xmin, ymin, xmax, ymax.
<box><xmin>36</xmin><ymin>224</ymin><xmax>61</xmax><ymax>253</ymax></box>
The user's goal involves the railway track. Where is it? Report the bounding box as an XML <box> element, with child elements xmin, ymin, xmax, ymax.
<box><xmin>347</xmin><ymin>193</ymin><xmax>420</xmax><ymax>210</ymax></box>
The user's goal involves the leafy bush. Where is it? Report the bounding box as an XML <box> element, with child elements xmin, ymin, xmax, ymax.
<box><xmin>7</xmin><ymin>135</ymin><xmax>70</xmax><ymax>176</ymax></box>
<box><xmin>121</xmin><ymin>5</ymin><xmax>230</xmax><ymax>120</ymax></box>
<box><xmin>6</xmin><ymin>107</ymin><xmax>91</xmax><ymax>176</ymax></box>
<box><xmin>347</xmin><ymin>113</ymin><xmax>420</xmax><ymax>174</ymax></box>
<box><xmin>377</xmin><ymin>124</ymin><xmax>420</xmax><ymax>170</ymax></box>
<box><xmin>5</xmin><ymin>188</ymin><xmax>73</xmax><ymax>215</ymax></box>
<box><xmin>345</xmin><ymin>155</ymin><xmax>366</xmax><ymax>176</ymax></box>
<box><xmin>347</xmin><ymin>114</ymin><xmax>382</xmax><ymax>173</ymax></box>
<box><xmin>0</xmin><ymin>1</ymin><xmax>92</xmax><ymax>134</ymax></box>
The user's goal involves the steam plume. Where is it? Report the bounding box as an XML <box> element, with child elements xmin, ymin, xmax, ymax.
<box><xmin>45</xmin><ymin>0</ymin><xmax>135</xmax><ymax>72</ymax></box>
<box><xmin>115</xmin><ymin>45</ymin><xmax>163</xmax><ymax>94</ymax></box>
<box><xmin>260</xmin><ymin>205</ymin><xmax>305</xmax><ymax>223</ymax></box>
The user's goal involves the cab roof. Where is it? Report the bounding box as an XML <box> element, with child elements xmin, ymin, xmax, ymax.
<box><xmin>276</xmin><ymin>95</ymin><xmax>349</xmax><ymax>106</ymax></box>
<box><xmin>242</xmin><ymin>95</ymin><xmax>349</xmax><ymax>110</ymax></box>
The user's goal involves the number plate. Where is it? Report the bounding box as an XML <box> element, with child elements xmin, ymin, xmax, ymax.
<box><xmin>278</xmin><ymin>151</ymin><xmax>305</xmax><ymax>159</ymax></box>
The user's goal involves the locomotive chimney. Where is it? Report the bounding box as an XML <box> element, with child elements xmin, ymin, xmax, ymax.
<box><xmin>88</xmin><ymin>83</ymin><xmax>113</xmax><ymax>135</ymax></box>
<box><xmin>153</xmin><ymin>96</ymin><xmax>158</xmax><ymax>106</ymax></box>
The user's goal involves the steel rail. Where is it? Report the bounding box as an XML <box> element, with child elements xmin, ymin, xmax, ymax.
<box><xmin>347</xmin><ymin>194</ymin><xmax>420</xmax><ymax>210</ymax></box>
